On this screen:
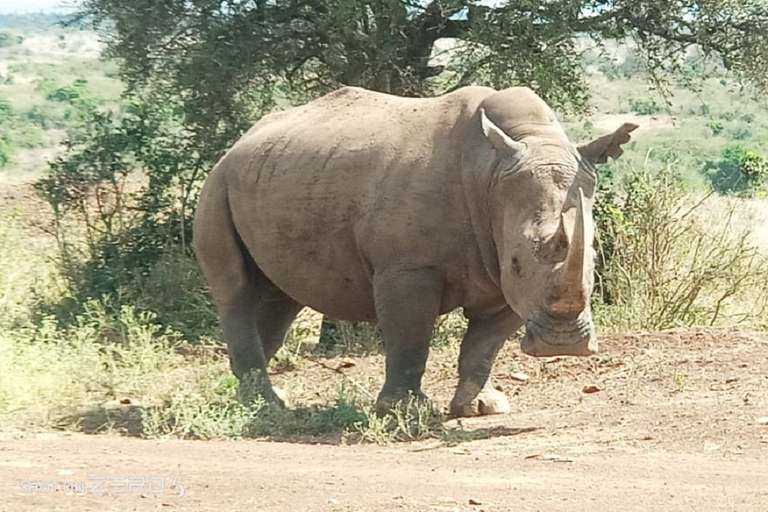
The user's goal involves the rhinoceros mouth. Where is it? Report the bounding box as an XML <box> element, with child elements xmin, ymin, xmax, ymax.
<box><xmin>520</xmin><ymin>313</ymin><xmax>597</xmax><ymax>357</ymax></box>
<box><xmin>525</xmin><ymin>316</ymin><xmax>593</xmax><ymax>346</ymax></box>
<box><xmin>525</xmin><ymin>321</ymin><xmax>594</xmax><ymax>345</ymax></box>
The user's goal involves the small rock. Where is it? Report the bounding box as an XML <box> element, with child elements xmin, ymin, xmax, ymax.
<box><xmin>510</xmin><ymin>372</ymin><xmax>530</xmax><ymax>382</ymax></box>
<box><xmin>469</xmin><ymin>498</ymin><xmax>483</xmax><ymax>505</ymax></box>
<box><xmin>120</xmin><ymin>398</ymin><xmax>132</xmax><ymax>405</ymax></box>
<box><xmin>725</xmin><ymin>377</ymin><xmax>738</xmax><ymax>384</ymax></box>
<box><xmin>757</xmin><ymin>417</ymin><xmax>768</xmax><ymax>425</ymax></box>
<box><xmin>526</xmin><ymin>453</ymin><xmax>573</xmax><ymax>462</ymax></box>
<box><xmin>582</xmin><ymin>385</ymin><xmax>601</xmax><ymax>394</ymax></box>
<box><xmin>542</xmin><ymin>454</ymin><xmax>573</xmax><ymax>462</ymax></box>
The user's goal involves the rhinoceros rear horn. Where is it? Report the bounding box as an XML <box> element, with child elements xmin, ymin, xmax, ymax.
<box><xmin>554</xmin><ymin>187</ymin><xmax>591</xmax><ymax>313</ymax></box>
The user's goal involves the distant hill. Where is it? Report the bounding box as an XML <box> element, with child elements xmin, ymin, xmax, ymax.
<box><xmin>0</xmin><ymin>13</ymin><xmax>73</xmax><ymax>30</ymax></box>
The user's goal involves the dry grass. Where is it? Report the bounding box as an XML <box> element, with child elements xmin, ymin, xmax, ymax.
<box><xmin>1</xmin><ymin>177</ymin><xmax>767</xmax><ymax>444</ymax></box>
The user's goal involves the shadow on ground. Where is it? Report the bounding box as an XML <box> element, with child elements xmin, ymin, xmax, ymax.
<box><xmin>59</xmin><ymin>401</ymin><xmax>539</xmax><ymax>446</ymax></box>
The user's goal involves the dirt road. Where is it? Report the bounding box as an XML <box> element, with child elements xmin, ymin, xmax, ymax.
<box><xmin>1</xmin><ymin>429</ymin><xmax>767</xmax><ymax>512</ymax></box>
<box><xmin>2</xmin><ymin>328</ymin><xmax>768</xmax><ymax>511</ymax></box>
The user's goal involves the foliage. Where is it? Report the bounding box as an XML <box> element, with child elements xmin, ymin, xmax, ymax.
<box><xmin>46</xmin><ymin>78</ymin><xmax>97</xmax><ymax>110</ymax></box>
<box><xmin>33</xmin><ymin>96</ymin><xmax>214</xmax><ymax>338</ymax></box>
<box><xmin>595</xmin><ymin>50</ymin><xmax>645</xmax><ymax>81</ymax></box>
<box><xmin>0</xmin><ymin>98</ymin><xmax>12</xmax><ymax>122</ymax></box>
<box><xmin>0</xmin><ymin>31</ymin><xmax>22</xmax><ymax>48</ymax></box>
<box><xmin>704</xmin><ymin>144</ymin><xmax>768</xmax><ymax>196</ymax></box>
<box><xmin>316</xmin><ymin>319</ymin><xmax>383</xmax><ymax>356</ymax></box>
<box><xmin>0</xmin><ymin>139</ymin><xmax>13</xmax><ymax>168</ymax></box>
<box><xmin>730</xmin><ymin>125</ymin><xmax>752</xmax><ymax>141</ymax></box>
<box><xmin>77</xmin><ymin>0</ymin><xmax>768</xmax><ymax>108</ymax></box>
<box><xmin>629</xmin><ymin>97</ymin><xmax>662</xmax><ymax>115</ymax></box>
<box><xmin>706</xmin><ymin>120</ymin><xmax>724</xmax><ymax>135</ymax></box>
<box><xmin>594</xmin><ymin>165</ymin><xmax>768</xmax><ymax>331</ymax></box>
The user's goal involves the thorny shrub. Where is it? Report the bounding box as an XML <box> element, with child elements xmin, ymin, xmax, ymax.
<box><xmin>594</xmin><ymin>164</ymin><xmax>768</xmax><ymax>331</ymax></box>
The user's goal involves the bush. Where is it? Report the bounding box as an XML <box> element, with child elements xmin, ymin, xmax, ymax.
<box><xmin>0</xmin><ymin>98</ymin><xmax>12</xmax><ymax>122</ymax></box>
<box><xmin>34</xmin><ymin>97</ymin><xmax>215</xmax><ymax>339</ymax></box>
<box><xmin>704</xmin><ymin>144</ymin><xmax>768</xmax><ymax>196</ymax></box>
<box><xmin>629</xmin><ymin>97</ymin><xmax>662</xmax><ymax>115</ymax></box>
<box><xmin>8</xmin><ymin>122</ymin><xmax>45</xmax><ymax>148</ymax></box>
<box><xmin>23</xmin><ymin>103</ymin><xmax>70</xmax><ymax>130</ymax></box>
<box><xmin>35</xmin><ymin>77</ymin><xmax>59</xmax><ymax>96</ymax></box>
<box><xmin>594</xmin><ymin>166</ymin><xmax>768</xmax><ymax>331</ymax></box>
<box><xmin>706</xmin><ymin>120</ymin><xmax>724</xmax><ymax>135</ymax></box>
<box><xmin>47</xmin><ymin>86</ymin><xmax>82</xmax><ymax>103</ymax></box>
<box><xmin>0</xmin><ymin>32</ymin><xmax>22</xmax><ymax>48</ymax></box>
<box><xmin>731</xmin><ymin>125</ymin><xmax>752</xmax><ymax>140</ymax></box>
<box><xmin>46</xmin><ymin>78</ymin><xmax>96</xmax><ymax>110</ymax></box>
<box><xmin>0</xmin><ymin>138</ymin><xmax>13</xmax><ymax>168</ymax></box>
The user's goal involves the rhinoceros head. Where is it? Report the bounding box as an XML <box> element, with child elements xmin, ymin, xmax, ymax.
<box><xmin>477</xmin><ymin>97</ymin><xmax>637</xmax><ymax>357</ymax></box>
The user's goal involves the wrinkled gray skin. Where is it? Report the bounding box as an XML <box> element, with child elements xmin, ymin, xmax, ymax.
<box><xmin>193</xmin><ymin>85</ymin><xmax>638</xmax><ymax>417</ymax></box>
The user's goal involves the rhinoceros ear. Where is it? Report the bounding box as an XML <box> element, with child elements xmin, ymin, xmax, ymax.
<box><xmin>480</xmin><ymin>108</ymin><xmax>527</xmax><ymax>156</ymax></box>
<box><xmin>578</xmin><ymin>123</ymin><xmax>639</xmax><ymax>166</ymax></box>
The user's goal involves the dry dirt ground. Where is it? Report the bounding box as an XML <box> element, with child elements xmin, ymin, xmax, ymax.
<box><xmin>1</xmin><ymin>328</ymin><xmax>767</xmax><ymax>511</ymax></box>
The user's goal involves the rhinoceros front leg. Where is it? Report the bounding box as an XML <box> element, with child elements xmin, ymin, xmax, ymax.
<box><xmin>450</xmin><ymin>307</ymin><xmax>523</xmax><ymax>417</ymax></box>
<box><xmin>372</xmin><ymin>268</ymin><xmax>443</xmax><ymax>416</ymax></box>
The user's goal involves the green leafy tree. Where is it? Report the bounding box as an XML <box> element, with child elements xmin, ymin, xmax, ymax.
<box><xmin>42</xmin><ymin>0</ymin><xmax>768</xmax><ymax>338</ymax></box>
<box><xmin>77</xmin><ymin>0</ymin><xmax>768</xmax><ymax>113</ymax></box>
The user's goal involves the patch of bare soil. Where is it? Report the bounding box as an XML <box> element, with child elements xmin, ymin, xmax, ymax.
<box><xmin>2</xmin><ymin>328</ymin><xmax>767</xmax><ymax>511</ymax></box>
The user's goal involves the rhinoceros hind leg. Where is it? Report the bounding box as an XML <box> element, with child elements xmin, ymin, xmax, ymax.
<box><xmin>230</xmin><ymin>276</ymin><xmax>303</xmax><ymax>408</ymax></box>
<box><xmin>254</xmin><ymin>287</ymin><xmax>304</xmax><ymax>361</ymax></box>
<box><xmin>193</xmin><ymin>169</ymin><xmax>302</xmax><ymax>408</ymax></box>
<box><xmin>449</xmin><ymin>307</ymin><xmax>523</xmax><ymax>417</ymax></box>
<box><xmin>372</xmin><ymin>268</ymin><xmax>443</xmax><ymax>417</ymax></box>
<box><xmin>209</xmin><ymin>257</ymin><xmax>303</xmax><ymax>409</ymax></box>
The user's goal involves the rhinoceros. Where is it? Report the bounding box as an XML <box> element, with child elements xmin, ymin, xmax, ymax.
<box><xmin>193</xmin><ymin>85</ymin><xmax>637</xmax><ymax>417</ymax></box>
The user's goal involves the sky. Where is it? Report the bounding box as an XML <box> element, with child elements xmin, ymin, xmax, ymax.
<box><xmin>0</xmin><ymin>0</ymin><xmax>80</xmax><ymax>14</ymax></box>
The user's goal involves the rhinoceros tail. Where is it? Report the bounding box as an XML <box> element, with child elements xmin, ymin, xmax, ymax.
<box><xmin>192</xmin><ymin>165</ymin><xmax>256</xmax><ymax>307</ymax></box>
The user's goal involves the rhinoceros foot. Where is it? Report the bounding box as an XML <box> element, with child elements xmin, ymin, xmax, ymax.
<box><xmin>237</xmin><ymin>368</ymin><xmax>286</xmax><ymax>409</ymax></box>
<box><xmin>374</xmin><ymin>390</ymin><xmax>431</xmax><ymax>418</ymax></box>
<box><xmin>450</xmin><ymin>380</ymin><xmax>510</xmax><ymax>418</ymax></box>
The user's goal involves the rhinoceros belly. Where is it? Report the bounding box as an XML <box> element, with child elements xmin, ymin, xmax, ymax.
<box><xmin>227</xmin><ymin>176</ymin><xmax>379</xmax><ymax>321</ymax></box>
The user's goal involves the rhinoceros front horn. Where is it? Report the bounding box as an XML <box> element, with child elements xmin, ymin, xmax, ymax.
<box><xmin>554</xmin><ymin>187</ymin><xmax>590</xmax><ymax>314</ymax></box>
